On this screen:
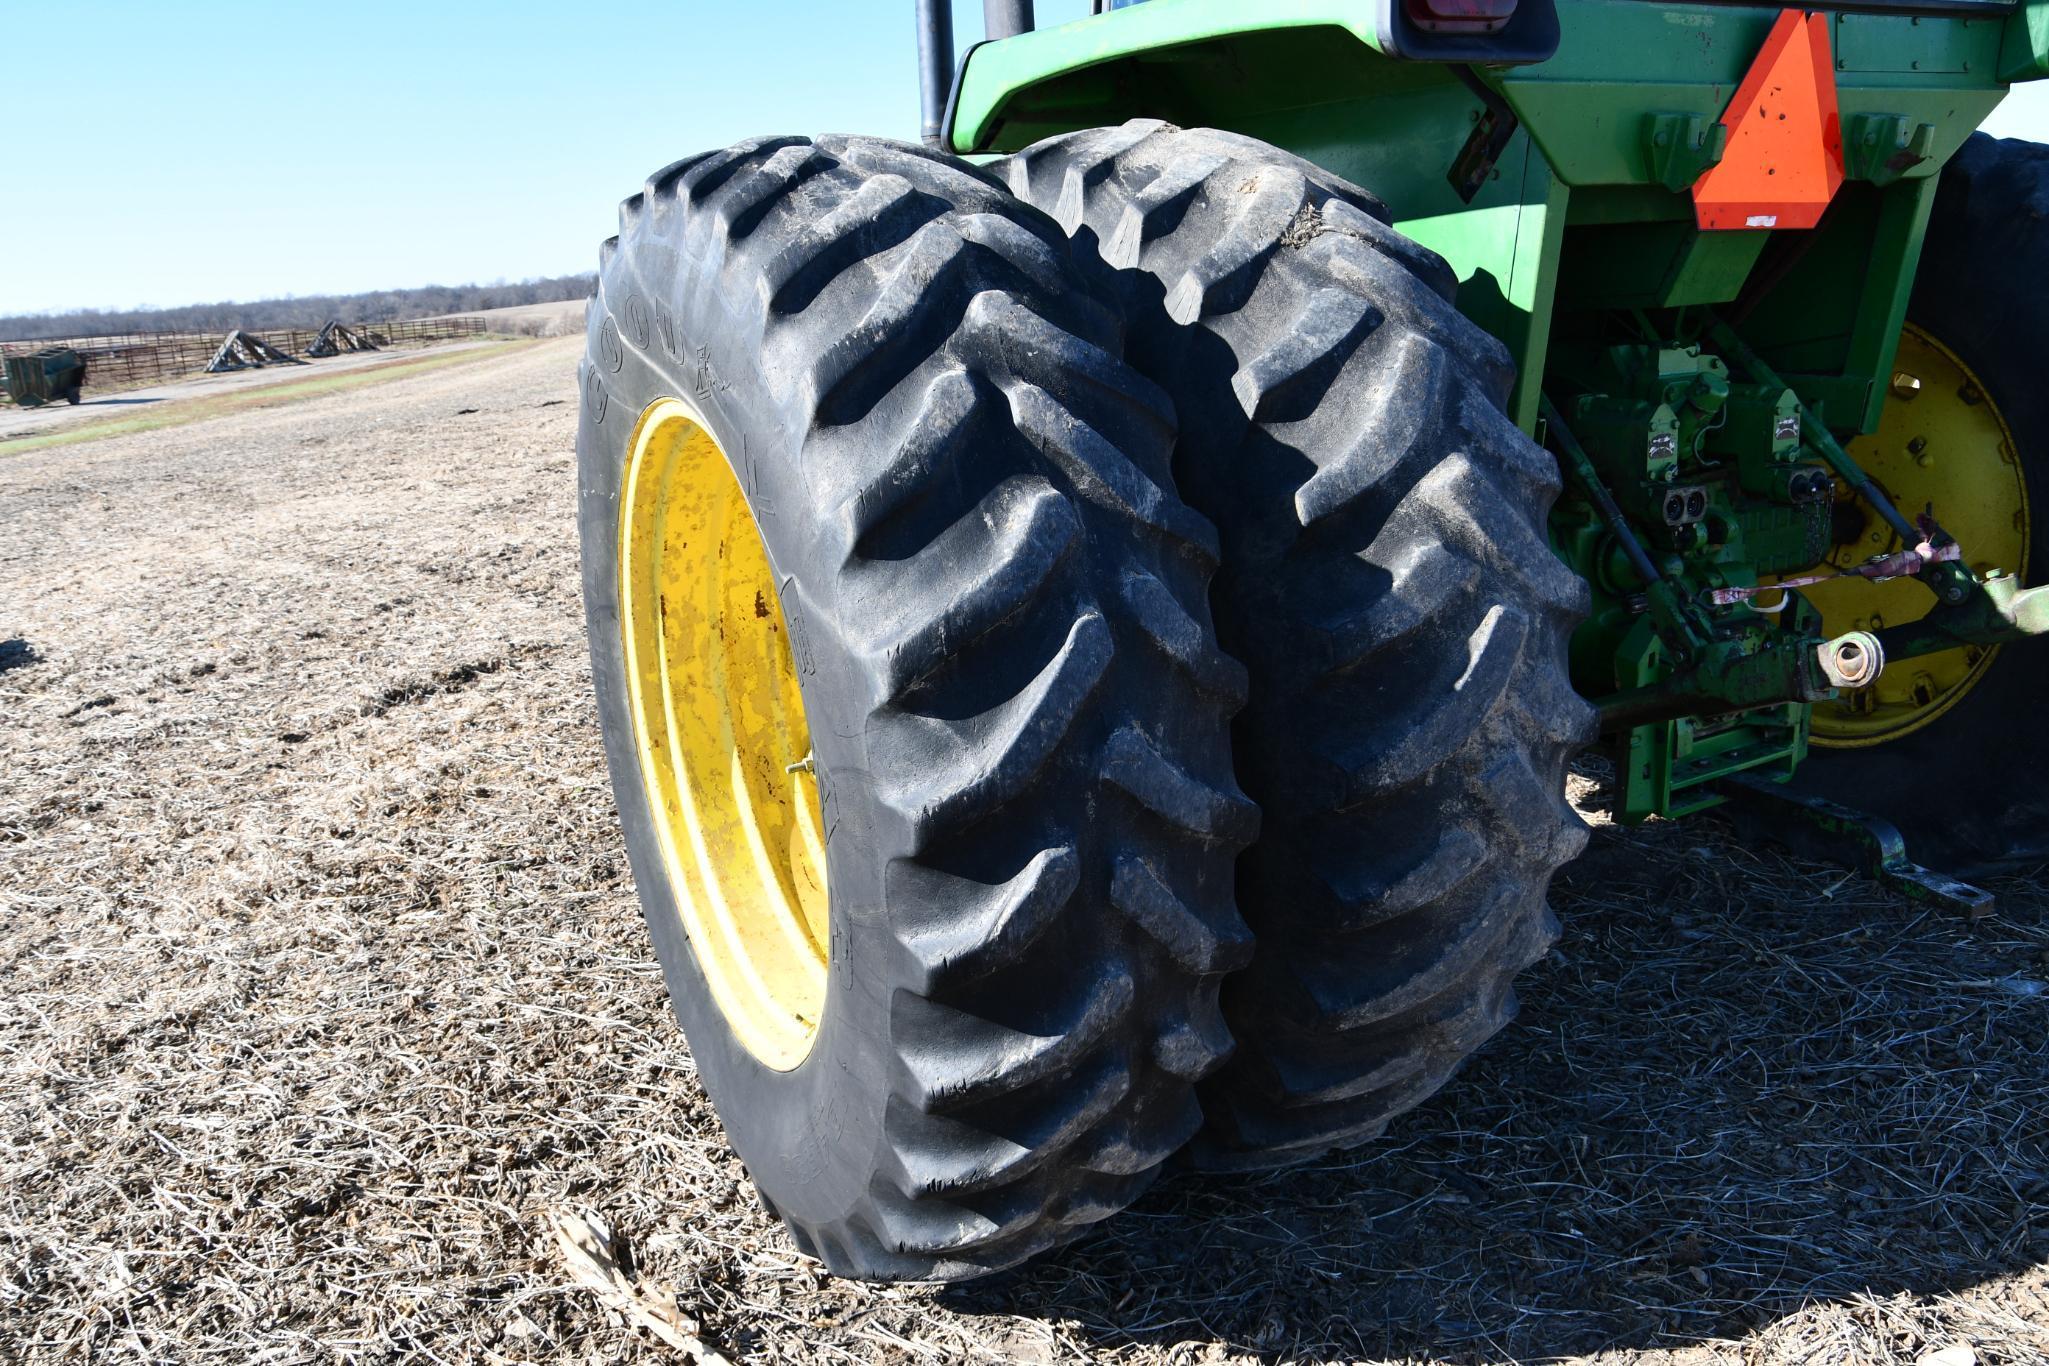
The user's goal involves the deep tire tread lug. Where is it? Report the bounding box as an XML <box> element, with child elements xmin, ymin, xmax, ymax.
<box><xmin>997</xmin><ymin>121</ymin><xmax>1590</xmax><ymax>1171</ymax></box>
<box><xmin>590</xmin><ymin>132</ymin><xmax>1251</xmax><ymax>1280</ymax></box>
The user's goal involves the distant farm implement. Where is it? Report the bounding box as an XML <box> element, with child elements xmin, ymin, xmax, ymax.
<box><xmin>306</xmin><ymin>321</ymin><xmax>379</xmax><ymax>358</ymax></box>
<box><xmin>205</xmin><ymin>330</ymin><xmax>306</xmax><ymax>374</ymax></box>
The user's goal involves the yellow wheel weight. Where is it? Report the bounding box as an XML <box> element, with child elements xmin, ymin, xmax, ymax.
<box><xmin>617</xmin><ymin>397</ymin><xmax>829</xmax><ymax>1070</ymax></box>
<box><xmin>1806</xmin><ymin>325</ymin><xmax>2031</xmax><ymax>747</ymax></box>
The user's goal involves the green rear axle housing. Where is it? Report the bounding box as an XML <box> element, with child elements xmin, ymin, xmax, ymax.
<box><xmin>936</xmin><ymin>0</ymin><xmax>2049</xmax><ymax>823</ymax></box>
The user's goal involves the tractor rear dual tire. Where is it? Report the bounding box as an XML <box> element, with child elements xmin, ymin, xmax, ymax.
<box><xmin>581</xmin><ymin>122</ymin><xmax>1591</xmax><ymax>1278</ymax></box>
<box><xmin>1001</xmin><ymin>122</ymin><xmax>1593</xmax><ymax>1170</ymax></box>
<box><xmin>578</xmin><ymin>136</ymin><xmax>1255</xmax><ymax>1280</ymax></box>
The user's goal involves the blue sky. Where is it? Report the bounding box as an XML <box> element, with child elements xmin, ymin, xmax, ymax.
<box><xmin>2</xmin><ymin>0</ymin><xmax>2045</xmax><ymax>317</ymax></box>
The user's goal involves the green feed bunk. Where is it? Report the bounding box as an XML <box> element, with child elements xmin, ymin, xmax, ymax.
<box><xmin>947</xmin><ymin>0</ymin><xmax>2049</xmax><ymax>825</ymax></box>
<box><xmin>2</xmin><ymin>347</ymin><xmax>86</xmax><ymax>408</ymax></box>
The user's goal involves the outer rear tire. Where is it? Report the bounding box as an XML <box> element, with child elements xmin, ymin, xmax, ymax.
<box><xmin>1002</xmin><ymin>122</ymin><xmax>1593</xmax><ymax>1169</ymax></box>
<box><xmin>1792</xmin><ymin>133</ymin><xmax>2049</xmax><ymax>872</ymax></box>
<box><xmin>577</xmin><ymin>135</ymin><xmax>1255</xmax><ymax>1279</ymax></box>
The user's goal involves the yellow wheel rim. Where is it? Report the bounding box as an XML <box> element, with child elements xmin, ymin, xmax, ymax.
<box><xmin>1806</xmin><ymin>325</ymin><xmax>2031</xmax><ymax>748</ymax></box>
<box><xmin>618</xmin><ymin>397</ymin><xmax>829</xmax><ymax>1070</ymax></box>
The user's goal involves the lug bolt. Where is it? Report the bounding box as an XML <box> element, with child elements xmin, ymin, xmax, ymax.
<box><xmin>1891</xmin><ymin>372</ymin><xmax>1922</xmax><ymax>400</ymax></box>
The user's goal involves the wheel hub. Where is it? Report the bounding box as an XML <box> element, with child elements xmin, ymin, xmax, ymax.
<box><xmin>1806</xmin><ymin>324</ymin><xmax>2031</xmax><ymax>747</ymax></box>
<box><xmin>617</xmin><ymin>397</ymin><xmax>829</xmax><ymax>1070</ymax></box>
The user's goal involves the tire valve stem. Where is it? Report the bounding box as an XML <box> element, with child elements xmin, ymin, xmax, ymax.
<box><xmin>785</xmin><ymin>751</ymin><xmax>816</xmax><ymax>776</ymax></box>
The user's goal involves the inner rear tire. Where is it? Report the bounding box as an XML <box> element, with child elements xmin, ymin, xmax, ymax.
<box><xmin>1791</xmin><ymin>132</ymin><xmax>2049</xmax><ymax>872</ymax></box>
<box><xmin>578</xmin><ymin>135</ymin><xmax>1254</xmax><ymax>1278</ymax></box>
<box><xmin>1002</xmin><ymin>121</ymin><xmax>1593</xmax><ymax>1170</ymax></box>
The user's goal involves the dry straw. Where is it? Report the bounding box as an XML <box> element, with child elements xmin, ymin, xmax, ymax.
<box><xmin>1</xmin><ymin>338</ymin><xmax>2044</xmax><ymax>1364</ymax></box>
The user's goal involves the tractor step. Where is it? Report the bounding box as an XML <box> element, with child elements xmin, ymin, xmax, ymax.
<box><xmin>1713</xmin><ymin>772</ymin><xmax>1994</xmax><ymax>917</ymax></box>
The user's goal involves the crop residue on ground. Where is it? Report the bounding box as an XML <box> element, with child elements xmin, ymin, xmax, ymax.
<box><xmin>1</xmin><ymin>336</ymin><xmax>2045</xmax><ymax>1365</ymax></box>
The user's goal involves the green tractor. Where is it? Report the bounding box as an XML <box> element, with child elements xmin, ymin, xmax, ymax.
<box><xmin>575</xmin><ymin>0</ymin><xmax>2049</xmax><ymax>1279</ymax></box>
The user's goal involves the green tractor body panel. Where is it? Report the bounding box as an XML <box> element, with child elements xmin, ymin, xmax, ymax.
<box><xmin>947</xmin><ymin>0</ymin><xmax>2047</xmax><ymax>824</ymax></box>
<box><xmin>2003</xmin><ymin>0</ymin><xmax>2049</xmax><ymax>77</ymax></box>
<box><xmin>952</xmin><ymin>1</ymin><xmax>2011</xmax><ymax>429</ymax></box>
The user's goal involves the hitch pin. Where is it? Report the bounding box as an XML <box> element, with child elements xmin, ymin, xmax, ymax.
<box><xmin>1710</xmin><ymin>541</ymin><xmax>1961</xmax><ymax>607</ymax></box>
<box><xmin>1816</xmin><ymin>631</ymin><xmax>1885</xmax><ymax>689</ymax></box>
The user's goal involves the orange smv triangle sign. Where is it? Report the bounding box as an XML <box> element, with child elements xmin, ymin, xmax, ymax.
<box><xmin>1693</xmin><ymin>9</ymin><xmax>1844</xmax><ymax>231</ymax></box>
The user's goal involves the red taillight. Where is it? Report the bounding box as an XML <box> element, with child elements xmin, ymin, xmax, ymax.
<box><xmin>1405</xmin><ymin>0</ymin><xmax>1516</xmax><ymax>33</ymax></box>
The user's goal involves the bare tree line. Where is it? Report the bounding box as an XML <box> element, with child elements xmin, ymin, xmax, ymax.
<box><xmin>0</xmin><ymin>273</ymin><xmax>596</xmax><ymax>342</ymax></box>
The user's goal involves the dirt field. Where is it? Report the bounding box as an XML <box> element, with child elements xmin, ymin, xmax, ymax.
<box><xmin>3</xmin><ymin>336</ymin><xmax>2046</xmax><ymax>1365</ymax></box>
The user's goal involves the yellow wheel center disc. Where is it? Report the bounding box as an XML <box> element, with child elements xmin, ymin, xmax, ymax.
<box><xmin>1805</xmin><ymin>325</ymin><xmax>2031</xmax><ymax>747</ymax></box>
<box><xmin>618</xmin><ymin>397</ymin><xmax>829</xmax><ymax>1070</ymax></box>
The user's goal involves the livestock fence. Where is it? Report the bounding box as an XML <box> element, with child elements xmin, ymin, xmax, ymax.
<box><xmin>0</xmin><ymin>317</ymin><xmax>489</xmax><ymax>398</ymax></box>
